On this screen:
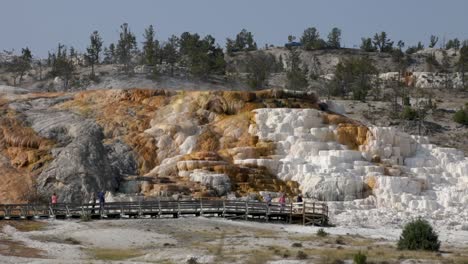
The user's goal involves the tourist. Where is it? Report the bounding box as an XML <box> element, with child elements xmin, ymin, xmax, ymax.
<box><xmin>51</xmin><ymin>193</ymin><xmax>58</xmax><ymax>205</ymax></box>
<box><xmin>97</xmin><ymin>191</ymin><xmax>105</xmax><ymax>214</ymax></box>
<box><xmin>296</xmin><ymin>194</ymin><xmax>303</xmax><ymax>203</ymax></box>
<box><xmin>264</xmin><ymin>194</ymin><xmax>272</xmax><ymax>206</ymax></box>
<box><xmin>279</xmin><ymin>193</ymin><xmax>286</xmax><ymax>212</ymax></box>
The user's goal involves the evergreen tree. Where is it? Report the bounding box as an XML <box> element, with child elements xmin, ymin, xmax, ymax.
<box><xmin>360</xmin><ymin>38</ymin><xmax>376</xmax><ymax>52</ymax></box>
<box><xmin>327</xmin><ymin>27</ymin><xmax>341</xmax><ymax>49</ymax></box>
<box><xmin>398</xmin><ymin>218</ymin><xmax>440</xmax><ymax>251</ymax></box>
<box><xmin>245</xmin><ymin>51</ymin><xmax>277</xmax><ymax>89</ymax></box>
<box><xmin>445</xmin><ymin>38</ymin><xmax>461</xmax><ymax>50</ymax></box>
<box><xmin>225</xmin><ymin>38</ymin><xmax>236</xmax><ymax>55</ymax></box>
<box><xmin>429</xmin><ymin>35</ymin><xmax>439</xmax><ymax>48</ymax></box>
<box><xmin>116</xmin><ymin>23</ymin><xmax>137</xmax><ymax>73</ymax></box>
<box><xmin>142</xmin><ymin>25</ymin><xmax>157</xmax><ymax>66</ymax></box>
<box><xmin>458</xmin><ymin>45</ymin><xmax>468</xmax><ymax>89</ymax></box>
<box><xmin>103</xmin><ymin>43</ymin><xmax>116</xmax><ymax>64</ymax></box>
<box><xmin>50</xmin><ymin>43</ymin><xmax>75</xmax><ymax>89</ymax></box>
<box><xmin>162</xmin><ymin>35</ymin><xmax>179</xmax><ymax>76</ymax></box>
<box><xmin>6</xmin><ymin>47</ymin><xmax>32</xmax><ymax>85</ymax></box>
<box><xmin>406</xmin><ymin>42</ymin><xmax>425</xmax><ymax>54</ymax></box>
<box><xmin>330</xmin><ymin>56</ymin><xmax>377</xmax><ymax>100</ymax></box>
<box><xmin>286</xmin><ymin>47</ymin><xmax>308</xmax><ymax>90</ymax></box>
<box><xmin>177</xmin><ymin>32</ymin><xmax>225</xmax><ymax>78</ymax></box>
<box><xmin>85</xmin><ymin>30</ymin><xmax>103</xmax><ymax>75</ymax></box>
<box><xmin>372</xmin><ymin>32</ymin><xmax>394</xmax><ymax>52</ymax></box>
<box><xmin>226</xmin><ymin>29</ymin><xmax>257</xmax><ymax>55</ymax></box>
<box><xmin>288</xmin><ymin>35</ymin><xmax>296</xmax><ymax>43</ymax></box>
<box><xmin>301</xmin><ymin>27</ymin><xmax>325</xmax><ymax>50</ymax></box>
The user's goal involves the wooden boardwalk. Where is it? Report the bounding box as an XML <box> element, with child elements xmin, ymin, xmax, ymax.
<box><xmin>0</xmin><ymin>200</ymin><xmax>328</xmax><ymax>226</ymax></box>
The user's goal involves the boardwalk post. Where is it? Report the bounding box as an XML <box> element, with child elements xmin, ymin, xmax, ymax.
<box><xmin>222</xmin><ymin>200</ymin><xmax>226</xmax><ymax>218</ymax></box>
<box><xmin>158</xmin><ymin>200</ymin><xmax>161</xmax><ymax>218</ymax></box>
<box><xmin>244</xmin><ymin>201</ymin><xmax>248</xmax><ymax>220</ymax></box>
<box><xmin>176</xmin><ymin>201</ymin><xmax>180</xmax><ymax>218</ymax></box>
<box><xmin>66</xmin><ymin>205</ymin><xmax>71</xmax><ymax>218</ymax></box>
<box><xmin>302</xmin><ymin>202</ymin><xmax>306</xmax><ymax>225</ymax></box>
<box><xmin>200</xmin><ymin>199</ymin><xmax>203</xmax><ymax>217</ymax></box>
<box><xmin>138</xmin><ymin>200</ymin><xmax>142</xmax><ymax>218</ymax></box>
<box><xmin>289</xmin><ymin>203</ymin><xmax>293</xmax><ymax>224</ymax></box>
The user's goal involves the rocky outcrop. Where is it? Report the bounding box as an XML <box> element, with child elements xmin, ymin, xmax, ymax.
<box><xmin>7</xmin><ymin>96</ymin><xmax>137</xmax><ymax>203</ymax></box>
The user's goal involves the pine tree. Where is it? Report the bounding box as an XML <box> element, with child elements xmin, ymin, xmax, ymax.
<box><xmin>327</xmin><ymin>27</ymin><xmax>341</xmax><ymax>49</ymax></box>
<box><xmin>142</xmin><ymin>25</ymin><xmax>157</xmax><ymax>66</ymax></box>
<box><xmin>162</xmin><ymin>35</ymin><xmax>179</xmax><ymax>76</ymax></box>
<box><xmin>86</xmin><ymin>30</ymin><xmax>103</xmax><ymax>75</ymax></box>
<box><xmin>286</xmin><ymin>47</ymin><xmax>308</xmax><ymax>90</ymax></box>
<box><xmin>372</xmin><ymin>32</ymin><xmax>394</xmax><ymax>52</ymax></box>
<box><xmin>301</xmin><ymin>27</ymin><xmax>325</xmax><ymax>50</ymax></box>
<box><xmin>50</xmin><ymin>43</ymin><xmax>75</xmax><ymax>90</ymax></box>
<box><xmin>103</xmin><ymin>43</ymin><xmax>116</xmax><ymax>64</ymax></box>
<box><xmin>116</xmin><ymin>23</ymin><xmax>137</xmax><ymax>73</ymax></box>
<box><xmin>360</xmin><ymin>38</ymin><xmax>377</xmax><ymax>52</ymax></box>
<box><xmin>6</xmin><ymin>47</ymin><xmax>32</xmax><ymax>85</ymax></box>
<box><xmin>429</xmin><ymin>35</ymin><xmax>439</xmax><ymax>48</ymax></box>
<box><xmin>458</xmin><ymin>45</ymin><xmax>468</xmax><ymax>89</ymax></box>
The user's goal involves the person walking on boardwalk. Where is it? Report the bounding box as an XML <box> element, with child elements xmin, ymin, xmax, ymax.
<box><xmin>279</xmin><ymin>193</ymin><xmax>286</xmax><ymax>212</ymax></box>
<box><xmin>97</xmin><ymin>191</ymin><xmax>105</xmax><ymax>214</ymax></box>
<box><xmin>51</xmin><ymin>193</ymin><xmax>58</xmax><ymax>206</ymax></box>
<box><xmin>264</xmin><ymin>193</ymin><xmax>272</xmax><ymax>206</ymax></box>
<box><xmin>296</xmin><ymin>194</ymin><xmax>303</xmax><ymax>203</ymax></box>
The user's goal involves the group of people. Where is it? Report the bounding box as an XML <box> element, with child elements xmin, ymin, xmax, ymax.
<box><xmin>50</xmin><ymin>191</ymin><xmax>106</xmax><ymax>212</ymax></box>
<box><xmin>263</xmin><ymin>193</ymin><xmax>303</xmax><ymax>207</ymax></box>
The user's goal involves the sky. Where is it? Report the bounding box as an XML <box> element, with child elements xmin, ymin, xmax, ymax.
<box><xmin>1</xmin><ymin>0</ymin><xmax>467</xmax><ymax>57</ymax></box>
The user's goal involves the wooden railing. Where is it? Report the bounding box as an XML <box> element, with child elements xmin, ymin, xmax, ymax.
<box><xmin>0</xmin><ymin>200</ymin><xmax>328</xmax><ymax>226</ymax></box>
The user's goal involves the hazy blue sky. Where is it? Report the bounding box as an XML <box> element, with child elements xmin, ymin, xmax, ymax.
<box><xmin>1</xmin><ymin>0</ymin><xmax>467</xmax><ymax>57</ymax></box>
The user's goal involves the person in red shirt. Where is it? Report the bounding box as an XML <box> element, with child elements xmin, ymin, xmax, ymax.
<box><xmin>51</xmin><ymin>193</ymin><xmax>58</xmax><ymax>205</ymax></box>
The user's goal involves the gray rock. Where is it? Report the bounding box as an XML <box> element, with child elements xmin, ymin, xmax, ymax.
<box><xmin>14</xmin><ymin>97</ymin><xmax>137</xmax><ymax>203</ymax></box>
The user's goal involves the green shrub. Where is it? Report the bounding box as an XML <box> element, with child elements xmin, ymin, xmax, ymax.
<box><xmin>317</xmin><ymin>228</ymin><xmax>328</xmax><ymax>237</ymax></box>
<box><xmin>80</xmin><ymin>214</ymin><xmax>92</xmax><ymax>222</ymax></box>
<box><xmin>397</xmin><ymin>218</ymin><xmax>440</xmax><ymax>251</ymax></box>
<box><xmin>353</xmin><ymin>251</ymin><xmax>367</xmax><ymax>264</ymax></box>
<box><xmin>291</xmin><ymin>242</ymin><xmax>302</xmax><ymax>248</ymax></box>
<box><xmin>403</xmin><ymin>96</ymin><xmax>411</xmax><ymax>106</ymax></box>
<box><xmin>453</xmin><ymin>109</ymin><xmax>468</xmax><ymax>125</ymax></box>
<box><xmin>186</xmin><ymin>257</ymin><xmax>199</xmax><ymax>264</ymax></box>
<box><xmin>401</xmin><ymin>106</ymin><xmax>418</xmax><ymax>120</ymax></box>
<box><xmin>296</xmin><ymin>250</ymin><xmax>308</xmax><ymax>260</ymax></box>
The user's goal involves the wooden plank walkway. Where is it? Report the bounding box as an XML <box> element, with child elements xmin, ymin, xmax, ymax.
<box><xmin>0</xmin><ymin>200</ymin><xmax>328</xmax><ymax>226</ymax></box>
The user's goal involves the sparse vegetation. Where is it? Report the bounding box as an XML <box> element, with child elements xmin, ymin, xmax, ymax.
<box><xmin>353</xmin><ymin>251</ymin><xmax>367</xmax><ymax>264</ymax></box>
<box><xmin>291</xmin><ymin>242</ymin><xmax>302</xmax><ymax>248</ymax></box>
<box><xmin>317</xmin><ymin>228</ymin><xmax>329</xmax><ymax>237</ymax></box>
<box><xmin>296</xmin><ymin>250</ymin><xmax>308</xmax><ymax>259</ymax></box>
<box><xmin>453</xmin><ymin>108</ymin><xmax>468</xmax><ymax>125</ymax></box>
<box><xmin>397</xmin><ymin>218</ymin><xmax>440</xmax><ymax>251</ymax></box>
<box><xmin>88</xmin><ymin>248</ymin><xmax>142</xmax><ymax>261</ymax></box>
<box><xmin>186</xmin><ymin>257</ymin><xmax>199</xmax><ymax>264</ymax></box>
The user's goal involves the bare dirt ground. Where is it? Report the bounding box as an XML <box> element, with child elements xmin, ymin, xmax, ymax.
<box><xmin>0</xmin><ymin>218</ymin><xmax>467</xmax><ymax>264</ymax></box>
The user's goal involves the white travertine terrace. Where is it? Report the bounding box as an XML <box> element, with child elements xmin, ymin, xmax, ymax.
<box><xmin>244</xmin><ymin>108</ymin><xmax>468</xmax><ymax>228</ymax></box>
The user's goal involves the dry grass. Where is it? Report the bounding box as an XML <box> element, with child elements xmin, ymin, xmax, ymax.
<box><xmin>86</xmin><ymin>248</ymin><xmax>143</xmax><ymax>261</ymax></box>
<box><xmin>0</xmin><ymin>220</ymin><xmax>47</xmax><ymax>232</ymax></box>
<box><xmin>0</xmin><ymin>238</ymin><xmax>45</xmax><ymax>258</ymax></box>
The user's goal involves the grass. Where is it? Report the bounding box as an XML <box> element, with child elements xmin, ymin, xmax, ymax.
<box><xmin>0</xmin><ymin>238</ymin><xmax>45</xmax><ymax>258</ymax></box>
<box><xmin>30</xmin><ymin>235</ymin><xmax>81</xmax><ymax>245</ymax></box>
<box><xmin>0</xmin><ymin>220</ymin><xmax>47</xmax><ymax>232</ymax></box>
<box><xmin>87</xmin><ymin>248</ymin><xmax>143</xmax><ymax>261</ymax></box>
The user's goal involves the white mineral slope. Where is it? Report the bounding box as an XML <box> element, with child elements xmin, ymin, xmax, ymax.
<box><xmin>245</xmin><ymin>108</ymin><xmax>468</xmax><ymax>231</ymax></box>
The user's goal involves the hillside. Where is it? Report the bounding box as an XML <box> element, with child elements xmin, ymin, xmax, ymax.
<box><xmin>0</xmin><ymin>86</ymin><xmax>467</xmax><ymax>233</ymax></box>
